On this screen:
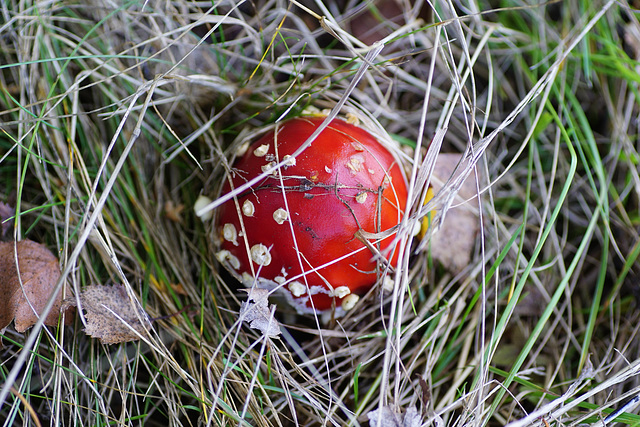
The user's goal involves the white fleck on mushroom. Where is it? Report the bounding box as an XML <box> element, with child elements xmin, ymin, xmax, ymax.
<box><xmin>273</xmin><ymin>208</ymin><xmax>288</xmax><ymax>224</ymax></box>
<box><xmin>283</xmin><ymin>155</ymin><xmax>296</xmax><ymax>166</ymax></box>
<box><xmin>253</xmin><ymin>143</ymin><xmax>270</xmax><ymax>157</ymax></box>
<box><xmin>194</xmin><ymin>195</ymin><xmax>213</xmax><ymax>221</ymax></box>
<box><xmin>274</xmin><ymin>276</ymin><xmax>286</xmax><ymax>284</ymax></box>
<box><xmin>333</xmin><ymin>286</ymin><xmax>351</xmax><ymax>299</ymax></box>
<box><xmin>214</xmin><ymin>250</ymin><xmax>228</xmax><ymax>263</ymax></box>
<box><xmin>215</xmin><ymin>250</ymin><xmax>241</xmax><ymax>270</ymax></box>
<box><xmin>236</xmin><ymin>141</ymin><xmax>250</xmax><ymax>157</ymax></box>
<box><xmin>261</xmin><ymin>162</ymin><xmax>277</xmax><ymax>175</ymax></box>
<box><xmin>288</xmin><ymin>281</ymin><xmax>307</xmax><ymax>297</ymax></box>
<box><xmin>383</xmin><ymin>276</ymin><xmax>395</xmax><ymax>292</ymax></box>
<box><xmin>250</xmin><ymin>244</ymin><xmax>272</xmax><ymax>266</ymax></box>
<box><xmin>345</xmin><ymin>112</ymin><xmax>360</xmax><ymax>125</ymax></box>
<box><xmin>242</xmin><ymin>199</ymin><xmax>255</xmax><ymax>217</ymax></box>
<box><xmin>346</xmin><ymin>154</ymin><xmax>365</xmax><ymax>175</ymax></box>
<box><xmin>352</xmin><ymin>142</ymin><xmax>365</xmax><ymax>151</ymax></box>
<box><xmin>341</xmin><ymin>294</ymin><xmax>360</xmax><ymax>311</ymax></box>
<box><xmin>242</xmin><ymin>272</ymin><xmax>254</xmax><ymax>287</ymax></box>
<box><xmin>222</xmin><ymin>223</ymin><xmax>238</xmax><ymax>245</ymax></box>
<box><xmin>412</xmin><ymin>220</ymin><xmax>422</xmax><ymax>236</ymax></box>
<box><xmin>355</xmin><ymin>192</ymin><xmax>368</xmax><ymax>204</ymax></box>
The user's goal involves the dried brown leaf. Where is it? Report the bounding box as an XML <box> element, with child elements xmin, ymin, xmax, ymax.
<box><xmin>164</xmin><ymin>200</ymin><xmax>185</xmax><ymax>223</ymax></box>
<box><xmin>64</xmin><ymin>284</ymin><xmax>151</xmax><ymax>345</ymax></box>
<box><xmin>239</xmin><ymin>288</ymin><xmax>281</xmax><ymax>338</ymax></box>
<box><xmin>367</xmin><ymin>406</ymin><xmax>421</xmax><ymax>427</ymax></box>
<box><xmin>170</xmin><ymin>282</ymin><xmax>188</xmax><ymax>296</ymax></box>
<box><xmin>429</xmin><ymin>153</ymin><xmax>481</xmax><ymax>273</ymax></box>
<box><xmin>0</xmin><ymin>239</ymin><xmax>73</xmax><ymax>333</ymax></box>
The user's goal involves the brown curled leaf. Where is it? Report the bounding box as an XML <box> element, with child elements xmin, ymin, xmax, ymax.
<box><xmin>63</xmin><ymin>284</ymin><xmax>151</xmax><ymax>345</ymax></box>
<box><xmin>427</xmin><ymin>153</ymin><xmax>481</xmax><ymax>274</ymax></box>
<box><xmin>0</xmin><ymin>239</ymin><xmax>73</xmax><ymax>334</ymax></box>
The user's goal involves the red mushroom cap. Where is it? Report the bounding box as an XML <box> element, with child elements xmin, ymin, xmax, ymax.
<box><xmin>216</xmin><ymin>116</ymin><xmax>408</xmax><ymax>314</ymax></box>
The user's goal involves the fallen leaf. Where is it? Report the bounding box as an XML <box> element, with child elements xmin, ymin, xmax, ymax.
<box><xmin>422</xmin><ymin>153</ymin><xmax>481</xmax><ymax>273</ymax></box>
<box><xmin>63</xmin><ymin>284</ymin><xmax>151</xmax><ymax>345</ymax></box>
<box><xmin>367</xmin><ymin>405</ymin><xmax>421</xmax><ymax>427</ymax></box>
<box><xmin>0</xmin><ymin>239</ymin><xmax>73</xmax><ymax>333</ymax></box>
<box><xmin>164</xmin><ymin>200</ymin><xmax>185</xmax><ymax>223</ymax></box>
<box><xmin>239</xmin><ymin>288</ymin><xmax>281</xmax><ymax>338</ymax></box>
<box><xmin>170</xmin><ymin>282</ymin><xmax>188</xmax><ymax>296</ymax></box>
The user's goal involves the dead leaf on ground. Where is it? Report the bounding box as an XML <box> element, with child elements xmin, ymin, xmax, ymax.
<box><xmin>0</xmin><ymin>239</ymin><xmax>73</xmax><ymax>335</ymax></box>
<box><xmin>367</xmin><ymin>405</ymin><xmax>421</xmax><ymax>427</ymax></box>
<box><xmin>423</xmin><ymin>153</ymin><xmax>481</xmax><ymax>274</ymax></box>
<box><xmin>164</xmin><ymin>200</ymin><xmax>185</xmax><ymax>223</ymax></box>
<box><xmin>63</xmin><ymin>284</ymin><xmax>151</xmax><ymax>345</ymax></box>
<box><xmin>239</xmin><ymin>288</ymin><xmax>281</xmax><ymax>338</ymax></box>
<box><xmin>170</xmin><ymin>282</ymin><xmax>188</xmax><ymax>296</ymax></box>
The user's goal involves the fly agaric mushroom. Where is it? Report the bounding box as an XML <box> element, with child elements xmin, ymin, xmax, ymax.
<box><xmin>215</xmin><ymin>116</ymin><xmax>408</xmax><ymax>314</ymax></box>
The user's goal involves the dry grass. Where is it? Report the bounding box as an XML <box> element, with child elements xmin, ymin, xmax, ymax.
<box><xmin>2</xmin><ymin>0</ymin><xmax>640</xmax><ymax>425</ymax></box>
